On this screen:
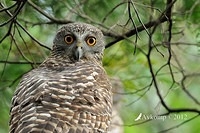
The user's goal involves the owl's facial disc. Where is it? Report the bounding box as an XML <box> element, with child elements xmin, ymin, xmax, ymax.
<box><xmin>74</xmin><ymin>42</ymin><xmax>83</xmax><ymax>61</ymax></box>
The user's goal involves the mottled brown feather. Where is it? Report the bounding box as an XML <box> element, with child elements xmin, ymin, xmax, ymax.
<box><xmin>9</xmin><ymin>23</ymin><xmax>112</xmax><ymax>133</ymax></box>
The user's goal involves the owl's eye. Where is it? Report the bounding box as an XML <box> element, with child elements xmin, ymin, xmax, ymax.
<box><xmin>64</xmin><ymin>35</ymin><xmax>74</xmax><ymax>45</ymax></box>
<box><xmin>86</xmin><ymin>36</ymin><xmax>96</xmax><ymax>46</ymax></box>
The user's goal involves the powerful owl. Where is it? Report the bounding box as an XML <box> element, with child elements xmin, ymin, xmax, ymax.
<box><xmin>9</xmin><ymin>23</ymin><xmax>112</xmax><ymax>133</ymax></box>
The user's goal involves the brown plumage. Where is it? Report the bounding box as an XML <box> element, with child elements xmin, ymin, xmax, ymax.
<box><xmin>9</xmin><ymin>23</ymin><xmax>112</xmax><ymax>133</ymax></box>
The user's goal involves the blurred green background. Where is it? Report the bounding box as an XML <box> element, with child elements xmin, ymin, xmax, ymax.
<box><xmin>0</xmin><ymin>0</ymin><xmax>200</xmax><ymax>133</ymax></box>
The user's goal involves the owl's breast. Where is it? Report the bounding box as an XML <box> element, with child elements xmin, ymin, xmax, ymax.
<box><xmin>48</xmin><ymin>63</ymin><xmax>111</xmax><ymax>109</ymax></box>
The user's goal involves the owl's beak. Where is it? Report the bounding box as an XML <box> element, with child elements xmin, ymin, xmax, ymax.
<box><xmin>74</xmin><ymin>43</ymin><xmax>83</xmax><ymax>60</ymax></box>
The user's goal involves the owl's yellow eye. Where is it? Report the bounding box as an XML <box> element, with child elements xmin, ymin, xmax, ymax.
<box><xmin>86</xmin><ymin>36</ymin><xmax>96</xmax><ymax>46</ymax></box>
<box><xmin>64</xmin><ymin>35</ymin><xmax>74</xmax><ymax>45</ymax></box>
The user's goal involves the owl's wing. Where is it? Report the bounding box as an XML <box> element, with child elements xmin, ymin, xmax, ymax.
<box><xmin>9</xmin><ymin>66</ymin><xmax>112</xmax><ymax>133</ymax></box>
<box><xmin>9</xmin><ymin>70</ymin><xmax>59</xmax><ymax>133</ymax></box>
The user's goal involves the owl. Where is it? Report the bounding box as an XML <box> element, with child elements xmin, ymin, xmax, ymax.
<box><xmin>9</xmin><ymin>23</ymin><xmax>112</xmax><ymax>133</ymax></box>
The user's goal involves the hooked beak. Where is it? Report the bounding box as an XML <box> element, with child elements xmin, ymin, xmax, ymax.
<box><xmin>74</xmin><ymin>42</ymin><xmax>83</xmax><ymax>61</ymax></box>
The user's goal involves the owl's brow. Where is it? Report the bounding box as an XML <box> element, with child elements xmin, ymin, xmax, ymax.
<box><xmin>60</xmin><ymin>25</ymin><xmax>100</xmax><ymax>34</ymax></box>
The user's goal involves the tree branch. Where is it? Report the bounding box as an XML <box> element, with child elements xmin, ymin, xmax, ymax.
<box><xmin>105</xmin><ymin>0</ymin><xmax>177</xmax><ymax>48</ymax></box>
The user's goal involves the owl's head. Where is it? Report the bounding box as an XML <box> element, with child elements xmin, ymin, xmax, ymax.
<box><xmin>52</xmin><ymin>22</ymin><xmax>105</xmax><ymax>62</ymax></box>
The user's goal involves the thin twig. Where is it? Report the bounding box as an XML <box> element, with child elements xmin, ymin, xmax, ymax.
<box><xmin>158</xmin><ymin>114</ymin><xmax>200</xmax><ymax>133</ymax></box>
